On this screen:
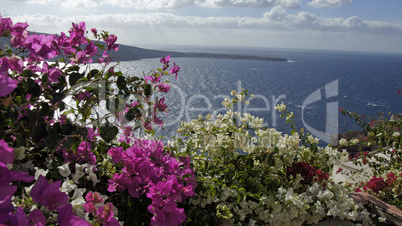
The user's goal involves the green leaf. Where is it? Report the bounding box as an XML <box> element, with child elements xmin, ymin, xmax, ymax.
<box><xmin>88</xmin><ymin>69</ymin><xmax>99</xmax><ymax>79</ymax></box>
<box><xmin>63</xmin><ymin>136</ymin><xmax>80</xmax><ymax>150</ymax></box>
<box><xmin>237</xmin><ymin>193</ymin><xmax>244</xmax><ymax>204</ymax></box>
<box><xmin>31</xmin><ymin>123</ymin><xmax>47</xmax><ymax>142</ymax></box>
<box><xmin>100</xmin><ymin>124</ymin><xmax>119</xmax><ymax>143</ymax></box>
<box><xmin>210</xmin><ymin>178</ymin><xmax>219</xmax><ymax>183</ymax></box>
<box><xmin>66</xmin><ymin>65</ymin><xmax>80</xmax><ymax>72</ymax></box>
<box><xmin>21</xmin><ymin>69</ymin><xmax>33</xmax><ymax>78</ymax></box>
<box><xmin>28</xmin><ymin>83</ymin><xmax>41</xmax><ymax>98</ymax></box>
<box><xmin>131</xmin><ymin>76</ymin><xmax>139</xmax><ymax>82</ymax></box>
<box><xmin>44</xmin><ymin>131</ymin><xmax>60</xmax><ymax>150</ymax></box>
<box><xmin>115</xmin><ymin>71</ymin><xmax>123</xmax><ymax>77</ymax></box>
<box><xmin>0</xmin><ymin>129</ymin><xmax>5</xmax><ymax>140</ymax></box>
<box><xmin>209</xmin><ymin>184</ymin><xmax>216</xmax><ymax>197</ymax></box>
<box><xmin>69</xmin><ymin>72</ymin><xmax>84</xmax><ymax>86</ymax></box>
<box><xmin>144</xmin><ymin>84</ymin><xmax>152</xmax><ymax>97</ymax></box>
<box><xmin>125</xmin><ymin>109</ymin><xmax>136</xmax><ymax>122</ymax></box>
<box><xmin>117</xmin><ymin>76</ymin><xmax>126</xmax><ymax>90</ymax></box>
<box><xmin>40</xmin><ymin>103</ymin><xmax>50</xmax><ymax>116</ymax></box>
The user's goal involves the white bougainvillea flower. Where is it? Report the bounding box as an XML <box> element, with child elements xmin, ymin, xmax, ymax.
<box><xmin>57</xmin><ymin>163</ymin><xmax>71</xmax><ymax>177</ymax></box>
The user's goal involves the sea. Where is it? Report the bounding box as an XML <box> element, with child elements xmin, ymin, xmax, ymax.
<box><xmin>112</xmin><ymin>46</ymin><xmax>402</xmax><ymax>145</ymax></box>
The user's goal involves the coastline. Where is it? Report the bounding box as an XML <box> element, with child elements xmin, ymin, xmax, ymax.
<box><xmin>114</xmin><ymin>44</ymin><xmax>288</xmax><ymax>62</ymax></box>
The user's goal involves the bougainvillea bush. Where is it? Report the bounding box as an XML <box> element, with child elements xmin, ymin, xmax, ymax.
<box><xmin>338</xmin><ymin>108</ymin><xmax>402</xmax><ymax>210</ymax></box>
<box><xmin>0</xmin><ymin>15</ymin><xmax>195</xmax><ymax>225</ymax></box>
<box><xmin>170</xmin><ymin>91</ymin><xmax>373</xmax><ymax>225</ymax></box>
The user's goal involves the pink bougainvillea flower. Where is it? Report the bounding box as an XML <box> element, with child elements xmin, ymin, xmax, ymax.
<box><xmin>10</xmin><ymin>22</ymin><xmax>28</xmax><ymax>37</ymax></box>
<box><xmin>5</xmin><ymin>56</ymin><xmax>24</xmax><ymax>73</ymax></box>
<box><xmin>155</xmin><ymin>98</ymin><xmax>167</xmax><ymax>112</ymax></box>
<box><xmin>107</xmin><ymin>138</ymin><xmax>196</xmax><ymax>225</ymax></box>
<box><xmin>73</xmin><ymin>91</ymin><xmax>91</xmax><ymax>101</ymax></box>
<box><xmin>0</xmin><ymin>69</ymin><xmax>18</xmax><ymax>97</ymax></box>
<box><xmin>158</xmin><ymin>83</ymin><xmax>170</xmax><ymax>93</ymax></box>
<box><xmin>169</xmin><ymin>62</ymin><xmax>180</xmax><ymax>79</ymax></box>
<box><xmin>143</xmin><ymin>121</ymin><xmax>153</xmax><ymax>131</ymax></box>
<box><xmin>365</xmin><ymin>175</ymin><xmax>386</xmax><ymax>194</ymax></box>
<box><xmin>144</xmin><ymin>75</ymin><xmax>161</xmax><ymax>84</ymax></box>
<box><xmin>24</xmin><ymin>34</ymin><xmax>58</xmax><ymax>60</ymax></box>
<box><xmin>0</xmin><ymin>163</ymin><xmax>17</xmax><ymax>213</ymax></box>
<box><xmin>314</xmin><ymin>169</ymin><xmax>329</xmax><ymax>182</ymax></box>
<box><xmin>28</xmin><ymin>209</ymin><xmax>47</xmax><ymax>226</ymax></box>
<box><xmin>10</xmin><ymin>170</ymin><xmax>34</xmax><ymax>183</ymax></box>
<box><xmin>69</xmin><ymin>41</ymin><xmax>97</xmax><ymax>64</ymax></box>
<box><xmin>0</xmin><ymin>139</ymin><xmax>15</xmax><ymax>165</ymax></box>
<box><xmin>148</xmin><ymin>200</ymin><xmax>187</xmax><ymax>226</ymax></box>
<box><xmin>386</xmin><ymin>172</ymin><xmax>397</xmax><ymax>185</ymax></box>
<box><xmin>152</xmin><ymin>114</ymin><xmax>164</xmax><ymax>126</ymax></box>
<box><xmin>10</xmin><ymin>22</ymin><xmax>29</xmax><ymax>48</ymax></box>
<box><xmin>42</xmin><ymin>61</ymin><xmax>62</xmax><ymax>83</ymax></box>
<box><xmin>106</xmin><ymin>35</ymin><xmax>119</xmax><ymax>51</ymax></box>
<box><xmin>83</xmin><ymin>203</ymin><xmax>97</xmax><ymax>215</ymax></box>
<box><xmin>96</xmin><ymin>202</ymin><xmax>114</xmax><ymax>222</ymax></box>
<box><xmin>91</xmin><ymin>28</ymin><xmax>98</xmax><ymax>37</ymax></box>
<box><xmin>63</xmin><ymin>141</ymin><xmax>96</xmax><ymax>165</ymax></box>
<box><xmin>286</xmin><ymin>161</ymin><xmax>315</xmax><ymax>185</ymax></box>
<box><xmin>70</xmin><ymin>51</ymin><xmax>91</xmax><ymax>64</ymax></box>
<box><xmin>1</xmin><ymin>207</ymin><xmax>29</xmax><ymax>225</ymax></box>
<box><xmin>85</xmin><ymin>191</ymin><xmax>104</xmax><ymax>204</ymax></box>
<box><xmin>160</xmin><ymin>55</ymin><xmax>171</xmax><ymax>65</ymax></box>
<box><xmin>58</xmin><ymin>204</ymin><xmax>91</xmax><ymax>226</ymax></box>
<box><xmin>108</xmin><ymin>147</ymin><xmax>124</xmax><ymax>163</ymax></box>
<box><xmin>85</xmin><ymin>41</ymin><xmax>98</xmax><ymax>56</ymax></box>
<box><xmin>0</xmin><ymin>14</ymin><xmax>13</xmax><ymax>36</ymax></box>
<box><xmin>98</xmin><ymin>50</ymin><xmax>112</xmax><ymax>65</ymax></box>
<box><xmin>30</xmin><ymin>175</ymin><xmax>69</xmax><ymax>211</ymax></box>
<box><xmin>68</xmin><ymin>22</ymin><xmax>87</xmax><ymax>46</ymax></box>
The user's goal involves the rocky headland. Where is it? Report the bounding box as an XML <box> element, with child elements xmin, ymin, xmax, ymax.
<box><xmin>113</xmin><ymin>44</ymin><xmax>288</xmax><ymax>62</ymax></box>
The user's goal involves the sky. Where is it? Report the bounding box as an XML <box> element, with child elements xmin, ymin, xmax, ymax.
<box><xmin>1</xmin><ymin>0</ymin><xmax>402</xmax><ymax>53</ymax></box>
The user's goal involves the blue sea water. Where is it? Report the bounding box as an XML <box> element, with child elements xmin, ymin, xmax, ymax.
<box><xmin>116</xmin><ymin>46</ymin><xmax>402</xmax><ymax>144</ymax></box>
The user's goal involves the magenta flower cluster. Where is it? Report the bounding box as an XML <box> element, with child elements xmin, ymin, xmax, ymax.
<box><xmin>1</xmin><ymin>14</ymin><xmax>193</xmax><ymax>226</ymax></box>
<box><xmin>0</xmin><ymin>14</ymin><xmax>119</xmax><ymax>97</ymax></box>
<box><xmin>61</xmin><ymin>128</ymin><xmax>99</xmax><ymax>165</ymax></box>
<box><xmin>108</xmin><ymin>139</ymin><xmax>197</xmax><ymax>225</ymax></box>
<box><xmin>83</xmin><ymin>191</ymin><xmax>119</xmax><ymax>226</ymax></box>
<box><xmin>0</xmin><ymin>139</ymin><xmax>90</xmax><ymax>225</ymax></box>
<box><xmin>286</xmin><ymin>161</ymin><xmax>329</xmax><ymax>186</ymax></box>
<box><xmin>355</xmin><ymin>172</ymin><xmax>399</xmax><ymax>194</ymax></box>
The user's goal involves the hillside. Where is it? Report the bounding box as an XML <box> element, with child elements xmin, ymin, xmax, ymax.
<box><xmin>112</xmin><ymin>44</ymin><xmax>288</xmax><ymax>62</ymax></box>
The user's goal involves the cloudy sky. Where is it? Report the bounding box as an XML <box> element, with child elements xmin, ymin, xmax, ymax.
<box><xmin>2</xmin><ymin>0</ymin><xmax>402</xmax><ymax>53</ymax></box>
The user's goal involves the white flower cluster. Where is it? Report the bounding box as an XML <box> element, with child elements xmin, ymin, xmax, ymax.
<box><xmin>180</xmin><ymin>100</ymin><xmax>373</xmax><ymax>225</ymax></box>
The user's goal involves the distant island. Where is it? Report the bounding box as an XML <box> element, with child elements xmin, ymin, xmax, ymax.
<box><xmin>114</xmin><ymin>44</ymin><xmax>288</xmax><ymax>62</ymax></box>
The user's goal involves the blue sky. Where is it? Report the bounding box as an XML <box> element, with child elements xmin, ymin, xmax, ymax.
<box><xmin>1</xmin><ymin>0</ymin><xmax>402</xmax><ymax>53</ymax></box>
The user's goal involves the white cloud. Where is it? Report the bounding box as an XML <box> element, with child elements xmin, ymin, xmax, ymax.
<box><xmin>263</xmin><ymin>6</ymin><xmax>286</xmax><ymax>21</ymax></box>
<box><xmin>308</xmin><ymin>0</ymin><xmax>352</xmax><ymax>8</ymax></box>
<box><xmin>7</xmin><ymin>11</ymin><xmax>402</xmax><ymax>52</ymax></box>
<box><xmin>18</xmin><ymin>0</ymin><xmax>301</xmax><ymax>9</ymax></box>
<box><xmin>15</xmin><ymin>11</ymin><xmax>402</xmax><ymax>37</ymax></box>
<box><xmin>275</xmin><ymin>0</ymin><xmax>300</xmax><ymax>9</ymax></box>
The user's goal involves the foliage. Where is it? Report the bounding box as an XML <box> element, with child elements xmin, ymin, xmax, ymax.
<box><xmin>339</xmin><ymin>108</ymin><xmax>402</xmax><ymax>210</ymax></box>
<box><xmin>171</xmin><ymin>91</ymin><xmax>373</xmax><ymax>225</ymax></box>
